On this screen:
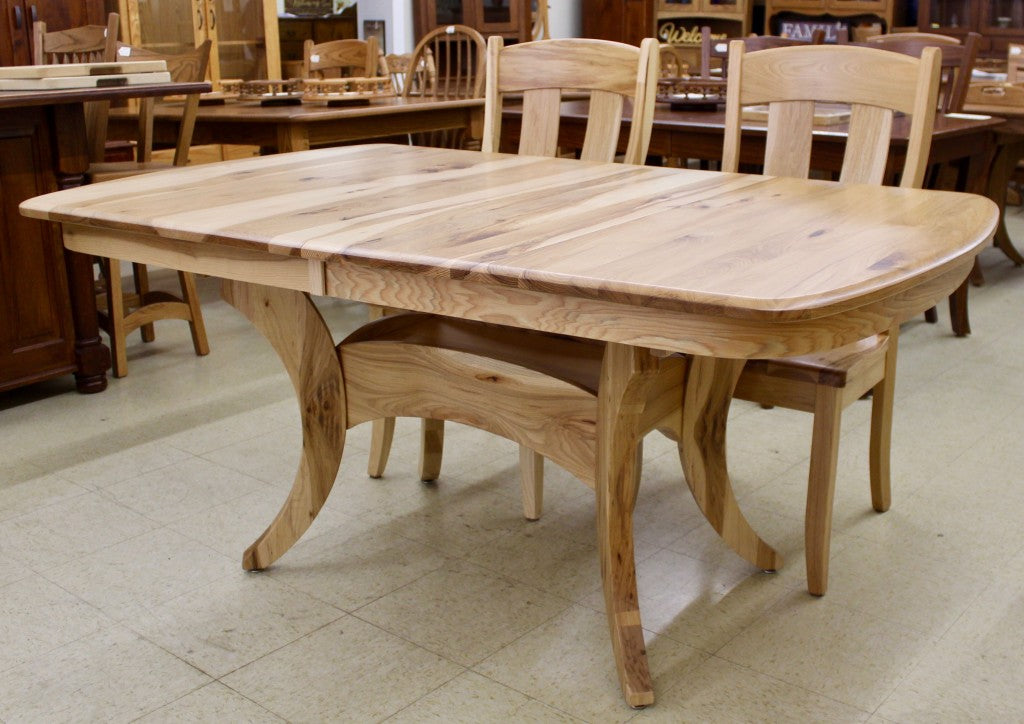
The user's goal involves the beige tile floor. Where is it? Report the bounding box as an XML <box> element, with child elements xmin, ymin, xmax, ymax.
<box><xmin>2</xmin><ymin>214</ymin><xmax>1024</xmax><ymax>722</ymax></box>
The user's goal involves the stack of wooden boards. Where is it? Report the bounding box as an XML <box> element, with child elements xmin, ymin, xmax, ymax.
<box><xmin>0</xmin><ymin>61</ymin><xmax>169</xmax><ymax>90</ymax></box>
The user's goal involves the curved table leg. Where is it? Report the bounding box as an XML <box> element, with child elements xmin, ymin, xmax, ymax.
<box><xmin>596</xmin><ymin>343</ymin><xmax>657</xmax><ymax>708</ymax></box>
<box><xmin>222</xmin><ymin>280</ymin><xmax>346</xmax><ymax>571</ymax></box>
<box><xmin>679</xmin><ymin>355</ymin><xmax>781</xmax><ymax>572</ymax></box>
<box><xmin>367</xmin><ymin>418</ymin><xmax>395</xmax><ymax>478</ymax></box>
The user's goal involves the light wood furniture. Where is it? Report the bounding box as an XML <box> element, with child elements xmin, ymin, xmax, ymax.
<box><xmin>865</xmin><ymin>31</ymin><xmax>981</xmax><ymax>112</ymax></box>
<box><xmin>32</xmin><ymin>12</ymin><xmax>119</xmax><ymax>163</ymax></box>
<box><xmin>502</xmin><ymin>101</ymin><xmax>1003</xmax><ymax>337</ymax></box>
<box><xmin>302</xmin><ymin>37</ymin><xmax>378</xmax><ymax>79</ymax></box>
<box><xmin>87</xmin><ymin>41</ymin><xmax>212</xmax><ymax>378</ymax></box>
<box><xmin>367</xmin><ymin>36</ymin><xmax>660</xmax><ymax>490</ymax></box>
<box><xmin>279</xmin><ymin>9</ymin><xmax>357</xmax><ymax>77</ymax></box>
<box><xmin>659</xmin><ymin>42</ymin><xmax>690</xmax><ymax>75</ymax></box>
<box><xmin>117</xmin><ymin>0</ymin><xmax>281</xmax><ymax>89</ymax></box>
<box><xmin>414</xmin><ymin>0</ymin><xmax>531</xmax><ymax>44</ymax></box>
<box><xmin>382</xmin><ymin>51</ymin><xmax>416</xmax><ymax>94</ymax></box>
<box><xmin>532</xmin><ymin>0</ymin><xmax>550</xmax><ymax>39</ymax></box>
<box><xmin>699</xmin><ymin>26</ymin><xmax>824</xmax><ymax>79</ymax></box>
<box><xmin>723</xmin><ymin>41</ymin><xmax>941</xmax><ymax>595</ymax></box>
<box><xmin>107</xmin><ymin>95</ymin><xmax>485</xmax><ymax>154</ymax></box>
<box><xmin>22</xmin><ymin>143</ymin><xmax>996</xmax><ymax>707</ymax></box>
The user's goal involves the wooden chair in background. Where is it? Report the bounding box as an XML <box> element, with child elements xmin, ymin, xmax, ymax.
<box><xmin>532</xmin><ymin>0</ymin><xmax>550</xmax><ymax>40</ymax></box>
<box><xmin>302</xmin><ymin>36</ymin><xmax>379</xmax><ymax>79</ymax></box>
<box><xmin>381</xmin><ymin>51</ymin><xmax>413</xmax><ymax>94</ymax></box>
<box><xmin>722</xmin><ymin>41</ymin><xmax>941</xmax><ymax>594</ymax></box>
<box><xmin>1008</xmin><ymin>42</ymin><xmax>1024</xmax><ymax>81</ymax></box>
<box><xmin>87</xmin><ymin>41</ymin><xmax>213</xmax><ymax>377</ymax></box>
<box><xmin>32</xmin><ymin>13</ymin><xmax>119</xmax><ymax>163</ymax></box>
<box><xmin>700</xmin><ymin>27</ymin><xmax>824</xmax><ymax>79</ymax></box>
<box><xmin>364</xmin><ymin>37</ymin><xmax>661</xmax><ymax>523</ymax></box>
<box><xmin>864</xmin><ymin>31</ymin><xmax>979</xmax><ymax>113</ymax></box>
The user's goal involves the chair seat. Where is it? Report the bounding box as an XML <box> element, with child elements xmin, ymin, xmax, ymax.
<box><xmin>741</xmin><ymin>334</ymin><xmax>888</xmax><ymax>388</ymax></box>
<box><xmin>87</xmin><ymin>160</ymin><xmax>175</xmax><ymax>183</ymax></box>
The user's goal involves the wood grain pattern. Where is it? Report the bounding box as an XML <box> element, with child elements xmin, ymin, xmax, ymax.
<box><xmin>222</xmin><ymin>280</ymin><xmax>345</xmax><ymax>571</ymax></box>
<box><xmin>21</xmin><ymin>145</ymin><xmax>997</xmax><ymax>325</ymax></box>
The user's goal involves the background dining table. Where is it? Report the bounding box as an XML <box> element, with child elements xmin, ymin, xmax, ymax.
<box><xmin>108</xmin><ymin>95</ymin><xmax>485</xmax><ymax>153</ymax></box>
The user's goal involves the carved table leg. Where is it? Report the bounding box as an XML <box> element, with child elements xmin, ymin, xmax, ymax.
<box><xmin>596</xmin><ymin>343</ymin><xmax>658</xmax><ymax>708</ymax></box>
<box><xmin>679</xmin><ymin>355</ymin><xmax>781</xmax><ymax>571</ymax></box>
<box><xmin>222</xmin><ymin>280</ymin><xmax>345</xmax><ymax>571</ymax></box>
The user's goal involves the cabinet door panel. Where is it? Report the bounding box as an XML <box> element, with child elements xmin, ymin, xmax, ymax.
<box><xmin>31</xmin><ymin>0</ymin><xmax>106</xmax><ymax>29</ymax></box>
<box><xmin>0</xmin><ymin>110</ymin><xmax>75</xmax><ymax>391</ymax></box>
<box><xmin>0</xmin><ymin>0</ymin><xmax>32</xmax><ymax>66</ymax></box>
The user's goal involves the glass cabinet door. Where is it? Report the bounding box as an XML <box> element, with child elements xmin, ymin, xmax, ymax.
<box><xmin>122</xmin><ymin>0</ymin><xmax>199</xmax><ymax>56</ymax></box>
<box><xmin>985</xmin><ymin>0</ymin><xmax>1024</xmax><ymax>32</ymax></box>
<box><xmin>924</xmin><ymin>0</ymin><xmax>973</xmax><ymax>28</ymax></box>
<box><xmin>478</xmin><ymin>0</ymin><xmax>521</xmax><ymax>32</ymax></box>
<box><xmin>433</xmin><ymin>0</ymin><xmax>466</xmax><ymax>25</ymax></box>
<box><xmin>209</xmin><ymin>0</ymin><xmax>281</xmax><ymax>82</ymax></box>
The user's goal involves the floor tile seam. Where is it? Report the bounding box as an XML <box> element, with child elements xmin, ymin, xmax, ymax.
<box><xmin>166</xmin><ymin>420</ymin><xmax>298</xmax><ymax>459</ymax></box>
<box><xmin>465</xmin><ymin>669</ymin><xmax>593</xmax><ymax>723</ymax></box>
<box><xmin>347</xmin><ymin>558</ymin><xmax>578</xmax><ymax>659</ymax></box>
<box><xmin>0</xmin><ymin>479</ymin><xmax>93</xmax><ymax>525</ymax></box>
<box><xmin>77</xmin><ymin>446</ymin><xmax>209</xmax><ymax>492</ymax></box>
<box><xmin>698</xmin><ymin>653</ymin><xmax>878</xmax><ymax>719</ymax></box>
<box><xmin>126</xmin><ymin>680</ymin><xmax>219</xmax><ymax>723</ymax></box>
<box><xmin>843</xmin><ymin>524</ymin><xmax>1005</xmax><ymax>583</ymax></box>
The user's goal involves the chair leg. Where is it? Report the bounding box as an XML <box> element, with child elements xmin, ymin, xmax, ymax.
<box><xmin>104</xmin><ymin>257</ymin><xmax>129</xmax><ymax>378</ymax></box>
<box><xmin>132</xmin><ymin>262</ymin><xmax>155</xmax><ymax>342</ymax></box>
<box><xmin>805</xmin><ymin>385</ymin><xmax>843</xmax><ymax>597</ymax></box>
<box><xmin>869</xmin><ymin>329</ymin><xmax>898</xmax><ymax>513</ymax></box>
<box><xmin>178</xmin><ymin>271</ymin><xmax>210</xmax><ymax>357</ymax></box>
<box><xmin>924</xmin><ymin>306</ymin><xmax>937</xmax><ymax>324</ymax></box>
<box><xmin>367</xmin><ymin>418</ymin><xmax>395</xmax><ymax>478</ymax></box>
<box><xmin>419</xmin><ymin>418</ymin><xmax>444</xmax><ymax>482</ymax></box>
<box><xmin>519</xmin><ymin>446</ymin><xmax>544</xmax><ymax>520</ymax></box>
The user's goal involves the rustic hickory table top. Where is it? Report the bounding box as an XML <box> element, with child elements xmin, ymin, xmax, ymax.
<box><xmin>21</xmin><ymin>144</ymin><xmax>998</xmax><ymax>707</ymax></box>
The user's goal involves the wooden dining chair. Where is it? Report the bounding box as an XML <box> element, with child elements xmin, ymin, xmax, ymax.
<box><xmin>700</xmin><ymin>27</ymin><xmax>824</xmax><ymax>80</ymax></box>
<box><xmin>864</xmin><ymin>32</ymin><xmax>979</xmax><ymax>113</ymax></box>
<box><xmin>87</xmin><ymin>41</ymin><xmax>213</xmax><ymax>378</ymax></box>
<box><xmin>1008</xmin><ymin>42</ymin><xmax>1024</xmax><ymax>81</ymax></box>
<box><xmin>33</xmin><ymin>13</ymin><xmax>119</xmax><ymax>163</ymax></box>
<box><xmin>302</xmin><ymin>37</ymin><xmax>379</xmax><ymax>79</ymax></box>
<box><xmin>363</xmin><ymin>36</ymin><xmax>661</xmax><ymax>508</ymax></box>
<box><xmin>721</xmin><ymin>42</ymin><xmax>941</xmax><ymax>594</ymax></box>
<box><xmin>382</xmin><ymin>51</ymin><xmax>413</xmax><ymax>94</ymax></box>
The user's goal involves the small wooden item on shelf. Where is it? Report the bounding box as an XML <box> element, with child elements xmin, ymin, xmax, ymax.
<box><xmin>656</xmin><ymin>76</ymin><xmax>726</xmax><ymax>109</ymax></box>
<box><xmin>301</xmin><ymin>76</ymin><xmax>395</xmax><ymax>104</ymax></box>
<box><xmin>222</xmin><ymin>79</ymin><xmax>305</xmax><ymax>104</ymax></box>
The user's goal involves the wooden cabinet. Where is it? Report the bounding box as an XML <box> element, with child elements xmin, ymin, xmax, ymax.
<box><xmin>414</xmin><ymin>0</ymin><xmax>531</xmax><ymax>43</ymax></box>
<box><xmin>119</xmin><ymin>0</ymin><xmax>281</xmax><ymax>87</ymax></box>
<box><xmin>0</xmin><ymin>106</ymin><xmax>77</xmax><ymax>392</ymax></box>
<box><xmin>582</xmin><ymin>0</ymin><xmax>749</xmax><ymax>50</ymax></box>
<box><xmin>0</xmin><ymin>0</ymin><xmax>105</xmax><ymax>65</ymax></box>
<box><xmin>764</xmin><ymin>0</ymin><xmax>901</xmax><ymax>37</ymax></box>
<box><xmin>919</xmin><ymin>0</ymin><xmax>1024</xmax><ymax>55</ymax></box>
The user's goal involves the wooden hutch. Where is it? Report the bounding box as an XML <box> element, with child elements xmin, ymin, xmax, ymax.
<box><xmin>414</xmin><ymin>0</ymin><xmax>532</xmax><ymax>43</ymax></box>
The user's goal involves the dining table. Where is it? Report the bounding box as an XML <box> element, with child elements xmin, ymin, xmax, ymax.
<box><xmin>20</xmin><ymin>144</ymin><xmax>998</xmax><ymax>707</ymax></box>
<box><xmin>108</xmin><ymin>95</ymin><xmax>485</xmax><ymax>153</ymax></box>
<box><xmin>502</xmin><ymin>100</ymin><xmax>1006</xmax><ymax>337</ymax></box>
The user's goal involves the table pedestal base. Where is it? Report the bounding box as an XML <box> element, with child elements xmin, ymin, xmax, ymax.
<box><xmin>223</xmin><ymin>279</ymin><xmax>780</xmax><ymax>708</ymax></box>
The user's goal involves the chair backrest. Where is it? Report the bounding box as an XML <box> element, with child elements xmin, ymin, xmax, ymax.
<box><xmin>32</xmin><ymin>12</ymin><xmax>118</xmax><ymax>65</ymax></box>
<box><xmin>114</xmin><ymin>40</ymin><xmax>212</xmax><ymax>167</ymax></box>
<box><xmin>303</xmin><ymin>37</ymin><xmax>378</xmax><ymax>79</ymax></box>
<box><xmin>722</xmin><ymin>42</ymin><xmax>941</xmax><ymax>189</ymax></box>
<box><xmin>482</xmin><ymin>36</ymin><xmax>660</xmax><ymax>165</ymax></box>
<box><xmin>660</xmin><ymin>43</ymin><xmax>689</xmax><ymax>77</ymax></box>
<box><xmin>863</xmin><ymin>32</ymin><xmax>979</xmax><ymax>112</ymax></box>
<box><xmin>700</xmin><ymin>28</ymin><xmax>823</xmax><ymax>79</ymax></box>
<box><xmin>402</xmin><ymin>24</ymin><xmax>486</xmax><ymax>100</ymax></box>
<box><xmin>382</xmin><ymin>51</ymin><xmax>412</xmax><ymax>94</ymax></box>
<box><xmin>1009</xmin><ymin>42</ymin><xmax>1024</xmax><ymax>82</ymax></box>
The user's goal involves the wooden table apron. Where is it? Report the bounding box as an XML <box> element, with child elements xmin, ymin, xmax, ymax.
<box><xmin>20</xmin><ymin>145</ymin><xmax>997</xmax><ymax>707</ymax></box>
<box><xmin>0</xmin><ymin>82</ymin><xmax>209</xmax><ymax>393</ymax></box>
<box><xmin>109</xmin><ymin>96</ymin><xmax>486</xmax><ymax>153</ymax></box>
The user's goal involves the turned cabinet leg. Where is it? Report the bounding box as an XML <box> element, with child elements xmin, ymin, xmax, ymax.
<box><xmin>679</xmin><ymin>356</ymin><xmax>781</xmax><ymax>572</ymax></box>
<box><xmin>596</xmin><ymin>343</ymin><xmax>658</xmax><ymax>708</ymax></box>
<box><xmin>222</xmin><ymin>280</ymin><xmax>346</xmax><ymax>571</ymax></box>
